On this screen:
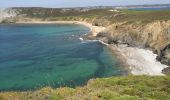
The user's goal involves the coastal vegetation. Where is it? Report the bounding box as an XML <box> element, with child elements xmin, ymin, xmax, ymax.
<box><xmin>5</xmin><ymin>7</ymin><xmax>170</xmax><ymax>25</ymax></box>
<box><xmin>0</xmin><ymin>75</ymin><xmax>170</xmax><ymax>100</ymax></box>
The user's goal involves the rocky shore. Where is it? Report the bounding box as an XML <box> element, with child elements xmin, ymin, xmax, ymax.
<box><xmin>93</xmin><ymin>20</ymin><xmax>170</xmax><ymax>75</ymax></box>
<box><xmin>70</xmin><ymin>20</ymin><xmax>170</xmax><ymax>75</ymax></box>
<box><xmin>2</xmin><ymin>19</ymin><xmax>170</xmax><ymax>75</ymax></box>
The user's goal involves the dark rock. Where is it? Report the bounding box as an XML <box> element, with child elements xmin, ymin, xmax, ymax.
<box><xmin>107</xmin><ymin>37</ymin><xmax>118</xmax><ymax>44</ymax></box>
<box><xmin>162</xmin><ymin>67</ymin><xmax>170</xmax><ymax>75</ymax></box>
<box><xmin>157</xmin><ymin>44</ymin><xmax>170</xmax><ymax>66</ymax></box>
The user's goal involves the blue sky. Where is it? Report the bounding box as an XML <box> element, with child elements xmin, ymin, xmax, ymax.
<box><xmin>1</xmin><ymin>0</ymin><xmax>170</xmax><ymax>8</ymax></box>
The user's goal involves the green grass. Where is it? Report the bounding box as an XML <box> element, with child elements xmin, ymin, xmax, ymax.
<box><xmin>5</xmin><ymin>7</ymin><xmax>170</xmax><ymax>26</ymax></box>
<box><xmin>56</xmin><ymin>9</ymin><xmax>170</xmax><ymax>24</ymax></box>
<box><xmin>119</xmin><ymin>9</ymin><xmax>170</xmax><ymax>24</ymax></box>
<box><xmin>0</xmin><ymin>75</ymin><xmax>170</xmax><ymax>100</ymax></box>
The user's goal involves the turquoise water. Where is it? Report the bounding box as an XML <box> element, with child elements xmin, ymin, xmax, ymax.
<box><xmin>0</xmin><ymin>24</ymin><xmax>123</xmax><ymax>91</ymax></box>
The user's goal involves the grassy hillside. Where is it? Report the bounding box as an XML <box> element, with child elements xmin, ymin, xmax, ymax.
<box><xmin>14</xmin><ymin>7</ymin><xmax>170</xmax><ymax>19</ymax></box>
<box><xmin>5</xmin><ymin>7</ymin><xmax>170</xmax><ymax>26</ymax></box>
<box><xmin>0</xmin><ymin>75</ymin><xmax>170</xmax><ymax>100</ymax></box>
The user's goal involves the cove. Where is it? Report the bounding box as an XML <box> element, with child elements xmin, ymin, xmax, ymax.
<box><xmin>0</xmin><ymin>24</ymin><xmax>123</xmax><ymax>91</ymax></box>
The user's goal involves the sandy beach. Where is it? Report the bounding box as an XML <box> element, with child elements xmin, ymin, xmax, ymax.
<box><xmin>16</xmin><ymin>21</ymin><xmax>105</xmax><ymax>36</ymax></box>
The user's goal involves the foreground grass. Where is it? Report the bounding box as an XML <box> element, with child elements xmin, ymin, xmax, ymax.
<box><xmin>0</xmin><ymin>75</ymin><xmax>170</xmax><ymax>100</ymax></box>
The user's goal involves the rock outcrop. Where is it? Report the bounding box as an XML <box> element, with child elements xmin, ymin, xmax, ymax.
<box><xmin>0</xmin><ymin>8</ymin><xmax>18</xmax><ymax>23</ymax></box>
<box><xmin>96</xmin><ymin>20</ymin><xmax>170</xmax><ymax>71</ymax></box>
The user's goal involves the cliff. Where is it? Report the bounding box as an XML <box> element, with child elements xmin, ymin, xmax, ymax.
<box><xmin>96</xmin><ymin>21</ymin><xmax>170</xmax><ymax>68</ymax></box>
<box><xmin>0</xmin><ymin>8</ymin><xmax>18</xmax><ymax>23</ymax></box>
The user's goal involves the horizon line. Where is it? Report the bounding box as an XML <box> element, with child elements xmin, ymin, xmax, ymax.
<box><xmin>1</xmin><ymin>3</ymin><xmax>170</xmax><ymax>9</ymax></box>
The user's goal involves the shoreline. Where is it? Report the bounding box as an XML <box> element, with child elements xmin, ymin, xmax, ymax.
<box><xmin>98</xmin><ymin>40</ymin><xmax>168</xmax><ymax>75</ymax></box>
<box><xmin>16</xmin><ymin>21</ymin><xmax>106</xmax><ymax>37</ymax></box>
<box><xmin>108</xmin><ymin>44</ymin><xmax>168</xmax><ymax>75</ymax></box>
<box><xmin>12</xmin><ymin>20</ymin><xmax>169</xmax><ymax>75</ymax></box>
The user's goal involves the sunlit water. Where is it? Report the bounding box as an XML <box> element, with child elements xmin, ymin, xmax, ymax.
<box><xmin>0</xmin><ymin>24</ymin><xmax>123</xmax><ymax>91</ymax></box>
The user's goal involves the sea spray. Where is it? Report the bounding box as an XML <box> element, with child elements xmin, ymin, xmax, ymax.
<box><xmin>113</xmin><ymin>44</ymin><xmax>168</xmax><ymax>75</ymax></box>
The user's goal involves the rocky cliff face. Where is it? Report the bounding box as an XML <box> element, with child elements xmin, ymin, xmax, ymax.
<box><xmin>96</xmin><ymin>20</ymin><xmax>170</xmax><ymax>73</ymax></box>
<box><xmin>0</xmin><ymin>8</ymin><xmax>18</xmax><ymax>23</ymax></box>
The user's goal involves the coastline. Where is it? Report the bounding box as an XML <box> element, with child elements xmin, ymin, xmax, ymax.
<box><xmin>1</xmin><ymin>7</ymin><xmax>170</xmax><ymax>99</ymax></box>
<box><xmin>108</xmin><ymin>44</ymin><xmax>168</xmax><ymax>75</ymax></box>
<box><xmin>16</xmin><ymin>21</ymin><xmax>106</xmax><ymax>37</ymax></box>
<box><xmin>15</xmin><ymin>20</ymin><xmax>168</xmax><ymax>75</ymax></box>
<box><xmin>98</xmin><ymin>40</ymin><xmax>168</xmax><ymax>75</ymax></box>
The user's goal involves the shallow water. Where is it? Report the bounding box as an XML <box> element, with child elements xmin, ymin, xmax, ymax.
<box><xmin>0</xmin><ymin>24</ymin><xmax>123</xmax><ymax>91</ymax></box>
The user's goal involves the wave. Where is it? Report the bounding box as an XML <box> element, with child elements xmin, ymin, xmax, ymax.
<box><xmin>78</xmin><ymin>37</ymin><xmax>101</xmax><ymax>44</ymax></box>
<box><xmin>113</xmin><ymin>44</ymin><xmax>168</xmax><ymax>75</ymax></box>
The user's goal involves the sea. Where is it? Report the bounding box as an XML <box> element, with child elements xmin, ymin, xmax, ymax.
<box><xmin>128</xmin><ymin>6</ymin><xmax>170</xmax><ymax>10</ymax></box>
<box><xmin>0</xmin><ymin>24</ymin><xmax>124</xmax><ymax>91</ymax></box>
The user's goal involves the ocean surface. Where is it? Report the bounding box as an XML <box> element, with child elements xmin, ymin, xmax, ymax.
<box><xmin>128</xmin><ymin>6</ymin><xmax>170</xmax><ymax>10</ymax></box>
<box><xmin>0</xmin><ymin>24</ymin><xmax>123</xmax><ymax>91</ymax></box>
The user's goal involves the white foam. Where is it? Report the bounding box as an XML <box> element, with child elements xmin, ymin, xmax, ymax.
<box><xmin>79</xmin><ymin>37</ymin><xmax>84</xmax><ymax>41</ymax></box>
<box><xmin>113</xmin><ymin>44</ymin><xmax>168</xmax><ymax>75</ymax></box>
<box><xmin>98</xmin><ymin>40</ymin><xmax>109</xmax><ymax>46</ymax></box>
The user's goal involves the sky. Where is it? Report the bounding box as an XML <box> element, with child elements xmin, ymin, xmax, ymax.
<box><xmin>1</xmin><ymin>0</ymin><xmax>170</xmax><ymax>8</ymax></box>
